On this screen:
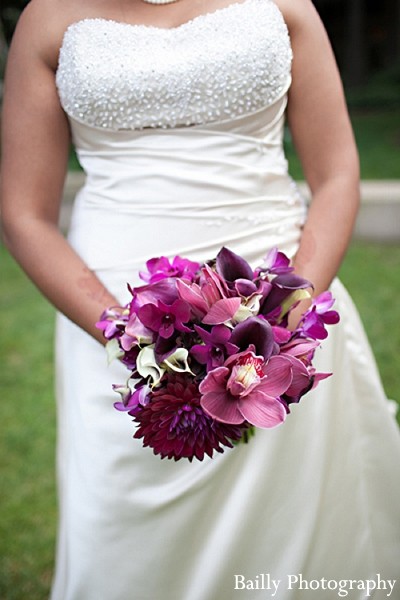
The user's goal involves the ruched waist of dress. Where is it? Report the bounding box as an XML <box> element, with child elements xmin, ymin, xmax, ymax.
<box><xmin>66</xmin><ymin>98</ymin><xmax>306</xmax><ymax>277</ymax></box>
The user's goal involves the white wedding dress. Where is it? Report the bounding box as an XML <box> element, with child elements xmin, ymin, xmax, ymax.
<box><xmin>53</xmin><ymin>1</ymin><xmax>400</xmax><ymax>598</ymax></box>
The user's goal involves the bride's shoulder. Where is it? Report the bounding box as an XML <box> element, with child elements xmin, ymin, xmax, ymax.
<box><xmin>15</xmin><ymin>0</ymin><xmax>78</xmax><ymax>33</ymax></box>
<box><xmin>10</xmin><ymin>0</ymin><xmax>95</xmax><ymax>70</ymax></box>
<box><xmin>269</xmin><ymin>0</ymin><xmax>322</xmax><ymax>30</ymax></box>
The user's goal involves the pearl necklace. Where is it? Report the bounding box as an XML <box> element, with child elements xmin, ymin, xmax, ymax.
<box><xmin>141</xmin><ymin>0</ymin><xmax>181</xmax><ymax>4</ymax></box>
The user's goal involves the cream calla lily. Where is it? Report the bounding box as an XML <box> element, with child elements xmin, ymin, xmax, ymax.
<box><xmin>278</xmin><ymin>289</ymin><xmax>311</xmax><ymax>322</ymax></box>
<box><xmin>162</xmin><ymin>347</ymin><xmax>194</xmax><ymax>375</ymax></box>
<box><xmin>106</xmin><ymin>338</ymin><xmax>125</xmax><ymax>365</ymax></box>
<box><xmin>136</xmin><ymin>346</ymin><xmax>165</xmax><ymax>386</ymax></box>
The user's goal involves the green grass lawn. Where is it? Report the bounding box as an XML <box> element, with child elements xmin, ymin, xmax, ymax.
<box><xmin>285</xmin><ymin>109</ymin><xmax>400</xmax><ymax>181</ymax></box>
<box><xmin>0</xmin><ymin>247</ymin><xmax>56</xmax><ymax>599</ymax></box>
<box><xmin>1</xmin><ymin>241</ymin><xmax>399</xmax><ymax>599</ymax></box>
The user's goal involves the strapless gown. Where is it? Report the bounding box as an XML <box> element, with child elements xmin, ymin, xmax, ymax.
<box><xmin>53</xmin><ymin>1</ymin><xmax>400</xmax><ymax>598</ymax></box>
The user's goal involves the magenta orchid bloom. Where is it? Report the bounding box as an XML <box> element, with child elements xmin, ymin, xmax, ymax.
<box><xmin>199</xmin><ymin>350</ymin><xmax>293</xmax><ymax>428</ymax></box>
<box><xmin>96</xmin><ymin>306</ymin><xmax>128</xmax><ymax>340</ymax></box>
<box><xmin>256</xmin><ymin>247</ymin><xmax>293</xmax><ymax>276</ymax></box>
<box><xmin>129</xmin><ymin>279</ymin><xmax>179</xmax><ymax>314</ymax></box>
<box><xmin>138</xmin><ymin>299</ymin><xmax>192</xmax><ymax>339</ymax></box>
<box><xmin>299</xmin><ymin>291</ymin><xmax>340</xmax><ymax>339</ymax></box>
<box><xmin>190</xmin><ymin>324</ymin><xmax>239</xmax><ymax>370</ymax></box>
<box><xmin>139</xmin><ymin>255</ymin><xmax>200</xmax><ymax>284</ymax></box>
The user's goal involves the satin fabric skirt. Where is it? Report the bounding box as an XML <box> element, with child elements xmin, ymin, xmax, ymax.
<box><xmin>52</xmin><ymin>104</ymin><xmax>400</xmax><ymax>599</ymax></box>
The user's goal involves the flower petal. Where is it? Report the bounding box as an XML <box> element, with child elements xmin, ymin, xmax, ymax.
<box><xmin>201</xmin><ymin>391</ymin><xmax>245</xmax><ymax>424</ymax></box>
<box><xmin>176</xmin><ymin>279</ymin><xmax>208</xmax><ymax>316</ymax></box>
<box><xmin>136</xmin><ymin>346</ymin><xmax>165</xmax><ymax>385</ymax></box>
<box><xmin>105</xmin><ymin>338</ymin><xmax>124</xmax><ymax>364</ymax></box>
<box><xmin>162</xmin><ymin>348</ymin><xmax>194</xmax><ymax>375</ymax></box>
<box><xmin>230</xmin><ymin>316</ymin><xmax>275</xmax><ymax>360</ymax></box>
<box><xmin>260</xmin><ymin>355</ymin><xmax>293</xmax><ymax>396</ymax></box>
<box><xmin>284</xmin><ymin>355</ymin><xmax>312</xmax><ymax>396</ymax></box>
<box><xmin>130</xmin><ymin>279</ymin><xmax>178</xmax><ymax>311</ymax></box>
<box><xmin>238</xmin><ymin>392</ymin><xmax>286</xmax><ymax>428</ymax></box>
<box><xmin>199</xmin><ymin>366</ymin><xmax>230</xmax><ymax>394</ymax></box>
<box><xmin>202</xmin><ymin>297</ymin><xmax>242</xmax><ymax>325</ymax></box>
<box><xmin>235</xmin><ymin>279</ymin><xmax>257</xmax><ymax>297</ymax></box>
<box><xmin>216</xmin><ymin>247</ymin><xmax>254</xmax><ymax>281</ymax></box>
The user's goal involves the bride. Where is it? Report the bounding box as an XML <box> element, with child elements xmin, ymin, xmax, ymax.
<box><xmin>1</xmin><ymin>0</ymin><xmax>399</xmax><ymax>598</ymax></box>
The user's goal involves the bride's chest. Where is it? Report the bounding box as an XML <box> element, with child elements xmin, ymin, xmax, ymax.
<box><xmin>56</xmin><ymin>0</ymin><xmax>292</xmax><ymax>130</ymax></box>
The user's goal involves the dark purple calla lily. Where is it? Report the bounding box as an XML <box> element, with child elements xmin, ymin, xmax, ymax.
<box><xmin>259</xmin><ymin>273</ymin><xmax>312</xmax><ymax>318</ymax></box>
<box><xmin>234</xmin><ymin>278</ymin><xmax>258</xmax><ymax>297</ymax></box>
<box><xmin>230</xmin><ymin>316</ymin><xmax>276</xmax><ymax>360</ymax></box>
<box><xmin>216</xmin><ymin>247</ymin><xmax>254</xmax><ymax>282</ymax></box>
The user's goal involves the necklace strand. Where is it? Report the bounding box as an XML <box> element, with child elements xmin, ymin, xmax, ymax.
<box><xmin>141</xmin><ymin>0</ymin><xmax>181</xmax><ymax>5</ymax></box>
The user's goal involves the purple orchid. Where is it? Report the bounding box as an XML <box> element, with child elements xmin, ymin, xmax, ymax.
<box><xmin>298</xmin><ymin>292</ymin><xmax>340</xmax><ymax>339</ymax></box>
<box><xmin>190</xmin><ymin>324</ymin><xmax>239</xmax><ymax>371</ymax></box>
<box><xmin>139</xmin><ymin>255</ymin><xmax>200</xmax><ymax>284</ymax></box>
<box><xmin>119</xmin><ymin>313</ymin><xmax>154</xmax><ymax>352</ymax></box>
<box><xmin>113</xmin><ymin>381</ymin><xmax>150</xmax><ymax>414</ymax></box>
<box><xmin>138</xmin><ymin>299</ymin><xmax>192</xmax><ymax>339</ymax></box>
<box><xmin>199</xmin><ymin>350</ymin><xmax>293</xmax><ymax>428</ymax></box>
<box><xmin>271</xmin><ymin>325</ymin><xmax>292</xmax><ymax>345</ymax></box>
<box><xmin>96</xmin><ymin>306</ymin><xmax>128</xmax><ymax>340</ymax></box>
<box><xmin>256</xmin><ymin>247</ymin><xmax>294</xmax><ymax>276</ymax></box>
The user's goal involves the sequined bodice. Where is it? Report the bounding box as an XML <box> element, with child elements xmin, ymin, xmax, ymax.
<box><xmin>56</xmin><ymin>0</ymin><xmax>292</xmax><ymax>130</ymax></box>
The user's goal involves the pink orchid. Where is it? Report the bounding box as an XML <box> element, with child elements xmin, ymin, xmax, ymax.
<box><xmin>177</xmin><ymin>264</ymin><xmax>242</xmax><ymax>325</ymax></box>
<box><xmin>199</xmin><ymin>350</ymin><xmax>293</xmax><ymax>428</ymax></box>
<box><xmin>128</xmin><ymin>279</ymin><xmax>179</xmax><ymax>315</ymax></box>
<box><xmin>139</xmin><ymin>255</ymin><xmax>200</xmax><ymax>284</ymax></box>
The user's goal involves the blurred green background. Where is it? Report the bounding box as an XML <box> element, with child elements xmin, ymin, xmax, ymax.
<box><xmin>1</xmin><ymin>1</ymin><xmax>399</xmax><ymax>598</ymax></box>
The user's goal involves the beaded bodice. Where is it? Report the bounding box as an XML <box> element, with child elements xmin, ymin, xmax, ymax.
<box><xmin>56</xmin><ymin>0</ymin><xmax>292</xmax><ymax>130</ymax></box>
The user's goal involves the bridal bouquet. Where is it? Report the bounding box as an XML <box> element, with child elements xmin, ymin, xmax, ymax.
<box><xmin>97</xmin><ymin>247</ymin><xmax>339</xmax><ymax>462</ymax></box>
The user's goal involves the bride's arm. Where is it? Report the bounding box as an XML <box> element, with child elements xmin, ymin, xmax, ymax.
<box><xmin>0</xmin><ymin>2</ymin><xmax>117</xmax><ymax>344</ymax></box>
<box><xmin>275</xmin><ymin>0</ymin><xmax>360</xmax><ymax>296</ymax></box>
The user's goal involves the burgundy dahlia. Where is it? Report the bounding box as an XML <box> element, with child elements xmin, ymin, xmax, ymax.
<box><xmin>132</xmin><ymin>375</ymin><xmax>248</xmax><ymax>462</ymax></box>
